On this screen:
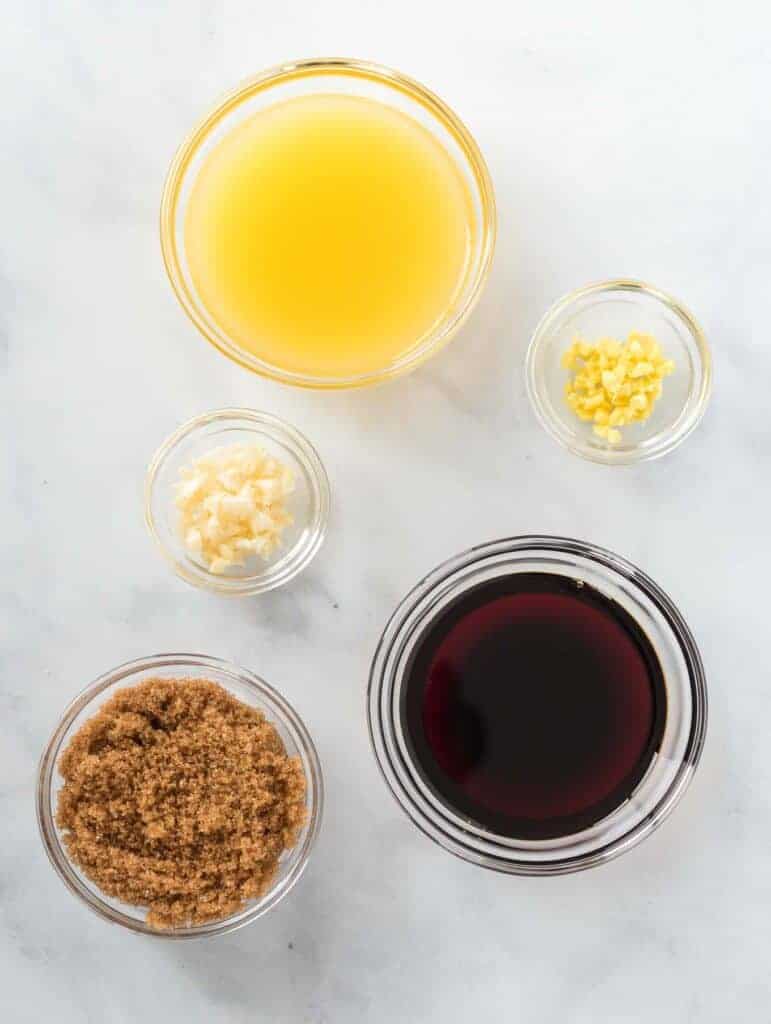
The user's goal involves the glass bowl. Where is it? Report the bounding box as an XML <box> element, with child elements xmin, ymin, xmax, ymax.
<box><xmin>526</xmin><ymin>280</ymin><xmax>712</xmax><ymax>464</ymax></box>
<box><xmin>145</xmin><ymin>408</ymin><xmax>330</xmax><ymax>596</ymax></box>
<box><xmin>36</xmin><ymin>653</ymin><xmax>324</xmax><ymax>938</ymax></box>
<box><xmin>160</xmin><ymin>57</ymin><xmax>496</xmax><ymax>389</ymax></box>
<box><xmin>368</xmin><ymin>536</ymin><xmax>707</xmax><ymax>875</ymax></box>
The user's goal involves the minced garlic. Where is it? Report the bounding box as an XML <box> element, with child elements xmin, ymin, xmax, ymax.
<box><xmin>562</xmin><ymin>332</ymin><xmax>675</xmax><ymax>444</ymax></box>
<box><xmin>174</xmin><ymin>443</ymin><xmax>294</xmax><ymax>574</ymax></box>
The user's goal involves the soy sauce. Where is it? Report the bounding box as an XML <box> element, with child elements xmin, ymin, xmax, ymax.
<box><xmin>402</xmin><ymin>573</ymin><xmax>666</xmax><ymax>839</ymax></box>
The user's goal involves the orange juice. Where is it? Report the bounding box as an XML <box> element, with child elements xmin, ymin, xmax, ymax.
<box><xmin>184</xmin><ymin>94</ymin><xmax>475</xmax><ymax>379</ymax></box>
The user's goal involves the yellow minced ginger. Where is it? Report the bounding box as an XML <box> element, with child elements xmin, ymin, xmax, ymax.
<box><xmin>562</xmin><ymin>331</ymin><xmax>675</xmax><ymax>444</ymax></box>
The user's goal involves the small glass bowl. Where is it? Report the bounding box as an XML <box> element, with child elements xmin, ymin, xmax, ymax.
<box><xmin>526</xmin><ymin>280</ymin><xmax>712</xmax><ymax>464</ymax></box>
<box><xmin>368</xmin><ymin>536</ymin><xmax>707</xmax><ymax>875</ymax></box>
<box><xmin>36</xmin><ymin>653</ymin><xmax>324</xmax><ymax>938</ymax></box>
<box><xmin>145</xmin><ymin>408</ymin><xmax>330</xmax><ymax>596</ymax></box>
<box><xmin>160</xmin><ymin>57</ymin><xmax>496</xmax><ymax>389</ymax></box>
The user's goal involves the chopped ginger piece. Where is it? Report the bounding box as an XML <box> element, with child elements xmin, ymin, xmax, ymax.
<box><xmin>562</xmin><ymin>332</ymin><xmax>675</xmax><ymax>445</ymax></box>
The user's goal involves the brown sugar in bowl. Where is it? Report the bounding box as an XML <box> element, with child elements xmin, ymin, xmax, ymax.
<box><xmin>37</xmin><ymin>654</ymin><xmax>323</xmax><ymax>938</ymax></box>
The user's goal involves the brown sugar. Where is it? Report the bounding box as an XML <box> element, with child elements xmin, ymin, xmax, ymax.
<box><xmin>55</xmin><ymin>677</ymin><xmax>307</xmax><ymax>929</ymax></box>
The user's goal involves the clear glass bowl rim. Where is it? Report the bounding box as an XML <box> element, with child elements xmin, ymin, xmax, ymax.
<box><xmin>36</xmin><ymin>653</ymin><xmax>324</xmax><ymax>939</ymax></box>
<box><xmin>525</xmin><ymin>279</ymin><xmax>713</xmax><ymax>464</ymax></box>
<box><xmin>367</xmin><ymin>535</ymin><xmax>708</xmax><ymax>875</ymax></box>
<box><xmin>160</xmin><ymin>56</ymin><xmax>497</xmax><ymax>389</ymax></box>
<box><xmin>144</xmin><ymin>407</ymin><xmax>330</xmax><ymax>596</ymax></box>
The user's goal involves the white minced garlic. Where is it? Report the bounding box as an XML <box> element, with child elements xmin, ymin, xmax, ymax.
<box><xmin>174</xmin><ymin>443</ymin><xmax>295</xmax><ymax>574</ymax></box>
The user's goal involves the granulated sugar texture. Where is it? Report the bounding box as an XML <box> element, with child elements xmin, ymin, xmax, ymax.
<box><xmin>56</xmin><ymin>677</ymin><xmax>307</xmax><ymax>929</ymax></box>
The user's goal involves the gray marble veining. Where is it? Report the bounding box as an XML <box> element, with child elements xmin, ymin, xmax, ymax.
<box><xmin>2</xmin><ymin>1</ymin><xmax>770</xmax><ymax>1021</ymax></box>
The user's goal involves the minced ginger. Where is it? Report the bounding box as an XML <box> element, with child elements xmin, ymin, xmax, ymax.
<box><xmin>56</xmin><ymin>677</ymin><xmax>306</xmax><ymax>929</ymax></box>
<box><xmin>562</xmin><ymin>331</ymin><xmax>675</xmax><ymax>444</ymax></box>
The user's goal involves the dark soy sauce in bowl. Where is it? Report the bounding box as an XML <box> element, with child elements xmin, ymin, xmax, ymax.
<box><xmin>401</xmin><ymin>573</ymin><xmax>667</xmax><ymax>839</ymax></box>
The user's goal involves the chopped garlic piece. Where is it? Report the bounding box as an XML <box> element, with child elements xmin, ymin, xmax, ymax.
<box><xmin>561</xmin><ymin>332</ymin><xmax>675</xmax><ymax>445</ymax></box>
<box><xmin>174</xmin><ymin>442</ymin><xmax>294</xmax><ymax>572</ymax></box>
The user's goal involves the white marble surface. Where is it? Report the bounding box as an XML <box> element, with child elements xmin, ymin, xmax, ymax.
<box><xmin>2</xmin><ymin>1</ymin><xmax>770</xmax><ymax>1021</ymax></box>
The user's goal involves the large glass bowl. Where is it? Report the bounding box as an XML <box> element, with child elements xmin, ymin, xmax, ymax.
<box><xmin>160</xmin><ymin>57</ymin><xmax>496</xmax><ymax>389</ymax></box>
<box><xmin>37</xmin><ymin>654</ymin><xmax>324</xmax><ymax>938</ymax></box>
<box><xmin>368</xmin><ymin>536</ymin><xmax>707</xmax><ymax>875</ymax></box>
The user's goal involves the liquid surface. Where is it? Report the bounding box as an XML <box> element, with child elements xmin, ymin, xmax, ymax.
<box><xmin>402</xmin><ymin>574</ymin><xmax>666</xmax><ymax>839</ymax></box>
<box><xmin>185</xmin><ymin>94</ymin><xmax>474</xmax><ymax>379</ymax></box>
